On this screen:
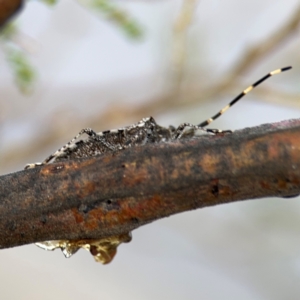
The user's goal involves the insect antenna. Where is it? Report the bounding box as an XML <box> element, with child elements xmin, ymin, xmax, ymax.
<box><xmin>198</xmin><ymin>66</ymin><xmax>292</xmax><ymax>127</ymax></box>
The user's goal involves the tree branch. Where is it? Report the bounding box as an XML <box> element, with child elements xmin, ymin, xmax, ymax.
<box><xmin>1</xmin><ymin>118</ymin><xmax>300</xmax><ymax>250</ymax></box>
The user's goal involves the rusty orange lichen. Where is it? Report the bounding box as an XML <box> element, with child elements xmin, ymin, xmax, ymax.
<box><xmin>71</xmin><ymin>208</ymin><xmax>84</xmax><ymax>224</ymax></box>
<box><xmin>1</xmin><ymin>118</ymin><xmax>300</xmax><ymax>260</ymax></box>
<box><xmin>260</xmin><ymin>180</ymin><xmax>271</xmax><ymax>190</ymax></box>
<box><xmin>122</xmin><ymin>162</ymin><xmax>149</xmax><ymax>187</ymax></box>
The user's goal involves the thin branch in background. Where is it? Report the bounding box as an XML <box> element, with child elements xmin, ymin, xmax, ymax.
<box><xmin>252</xmin><ymin>86</ymin><xmax>300</xmax><ymax>108</ymax></box>
<box><xmin>211</xmin><ymin>4</ymin><xmax>300</xmax><ymax>95</ymax></box>
<box><xmin>170</xmin><ymin>0</ymin><xmax>199</xmax><ymax>89</ymax></box>
<box><xmin>0</xmin><ymin>118</ymin><xmax>300</xmax><ymax>263</ymax></box>
<box><xmin>130</xmin><ymin>1</ymin><xmax>300</xmax><ymax>110</ymax></box>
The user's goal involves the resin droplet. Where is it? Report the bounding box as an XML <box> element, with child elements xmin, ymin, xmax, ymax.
<box><xmin>35</xmin><ymin>232</ymin><xmax>132</xmax><ymax>264</ymax></box>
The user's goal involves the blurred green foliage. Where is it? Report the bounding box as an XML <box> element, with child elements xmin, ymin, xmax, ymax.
<box><xmin>1</xmin><ymin>22</ymin><xmax>17</xmax><ymax>39</ymax></box>
<box><xmin>1</xmin><ymin>0</ymin><xmax>143</xmax><ymax>93</ymax></box>
<box><xmin>39</xmin><ymin>0</ymin><xmax>58</xmax><ymax>5</ymax></box>
<box><xmin>6</xmin><ymin>47</ymin><xmax>35</xmax><ymax>93</ymax></box>
<box><xmin>1</xmin><ymin>23</ymin><xmax>35</xmax><ymax>93</ymax></box>
<box><xmin>89</xmin><ymin>0</ymin><xmax>143</xmax><ymax>39</ymax></box>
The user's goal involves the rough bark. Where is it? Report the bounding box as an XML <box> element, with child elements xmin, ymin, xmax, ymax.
<box><xmin>0</xmin><ymin>118</ymin><xmax>300</xmax><ymax>249</ymax></box>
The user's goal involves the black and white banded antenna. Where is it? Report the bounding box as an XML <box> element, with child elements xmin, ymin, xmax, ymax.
<box><xmin>199</xmin><ymin>66</ymin><xmax>292</xmax><ymax>127</ymax></box>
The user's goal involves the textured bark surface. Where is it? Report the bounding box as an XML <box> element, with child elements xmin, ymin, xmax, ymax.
<box><xmin>0</xmin><ymin>118</ymin><xmax>300</xmax><ymax>249</ymax></box>
<box><xmin>0</xmin><ymin>0</ymin><xmax>23</xmax><ymax>27</ymax></box>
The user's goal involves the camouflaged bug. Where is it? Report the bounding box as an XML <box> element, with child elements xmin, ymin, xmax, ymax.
<box><xmin>25</xmin><ymin>66</ymin><xmax>291</xmax><ymax>170</ymax></box>
<box><xmin>26</xmin><ymin>66</ymin><xmax>291</xmax><ymax>263</ymax></box>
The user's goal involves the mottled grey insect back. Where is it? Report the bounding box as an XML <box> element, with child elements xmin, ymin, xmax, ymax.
<box><xmin>25</xmin><ymin>67</ymin><xmax>291</xmax><ymax>170</ymax></box>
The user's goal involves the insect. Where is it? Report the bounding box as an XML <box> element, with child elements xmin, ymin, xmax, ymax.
<box><xmin>26</xmin><ymin>66</ymin><xmax>292</xmax><ymax>263</ymax></box>
<box><xmin>25</xmin><ymin>66</ymin><xmax>291</xmax><ymax>170</ymax></box>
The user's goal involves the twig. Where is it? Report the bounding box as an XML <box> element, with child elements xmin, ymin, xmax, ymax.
<box><xmin>170</xmin><ymin>0</ymin><xmax>199</xmax><ymax>89</ymax></box>
<box><xmin>1</xmin><ymin>118</ymin><xmax>300</xmax><ymax>249</ymax></box>
<box><xmin>212</xmin><ymin>4</ymin><xmax>300</xmax><ymax>94</ymax></box>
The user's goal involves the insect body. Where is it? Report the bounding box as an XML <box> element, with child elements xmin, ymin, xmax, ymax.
<box><xmin>25</xmin><ymin>66</ymin><xmax>291</xmax><ymax>169</ymax></box>
<box><xmin>26</xmin><ymin>66</ymin><xmax>291</xmax><ymax>263</ymax></box>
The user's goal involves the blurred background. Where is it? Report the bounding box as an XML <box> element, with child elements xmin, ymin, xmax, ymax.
<box><xmin>1</xmin><ymin>0</ymin><xmax>300</xmax><ymax>299</ymax></box>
